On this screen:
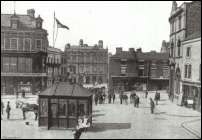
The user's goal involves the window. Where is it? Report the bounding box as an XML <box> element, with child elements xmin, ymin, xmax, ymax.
<box><xmin>39</xmin><ymin>98</ymin><xmax>48</xmax><ymax>117</ymax></box>
<box><xmin>171</xmin><ymin>21</ymin><xmax>175</xmax><ymax>33</ymax></box>
<box><xmin>184</xmin><ymin>64</ymin><xmax>188</xmax><ymax>78</ymax></box>
<box><xmin>170</xmin><ymin>42</ymin><xmax>174</xmax><ymax>57</ymax></box>
<box><xmin>186</xmin><ymin>47</ymin><xmax>191</xmax><ymax>57</ymax></box>
<box><xmin>184</xmin><ymin>64</ymin><xmax>192</xmax><ymax>79</ymax></box>
<box><xmin>10</xmin><ymin>38</ymin><xmax>18</xmax><ymax>50</ymax></box>
<box><xmin>58</xmin><ymin>99</ymin><xmax>67</xmax><ymax>117</ymax></box>
<box><xmin>78</xmin><ymin>100</ymin><xmax>88</xmax><ymax>116</ymax></box>
<box><xmin>3</xmin><ymin>57</ymin><xmax>10</xmax><ymax>72</ymax></box>
<box><xmin>177</xmin><ymin>40</ymin><xmax>181</xmax><ymax>57</ymax></box>
<box><xmin>178</xmin><ymin>16</ymin><xmax>181</xmax><ymax>30</ymax></box>
<box><xmin>188</xmin><ymin>64</ymin><xmax>192</xmax><ymax>78</ymax></box>
<box><xmin>92</xmin><ymin>76</ymin><xmax>96</xmax><ymax>83</ymax></box>
<box><xmin>24</xmin><ymin>38</ymin><xmax>31</xmax><ymax>51</ymax></box>
<box><xmin>199</xmin><ymin>64</ymin><xmax>201</xmax><ymax>81</ymax></box>
<box><xmin>1</xmin><ymin>33</ymin><xmax>5</xmax><ymax>50</ymax></box>
<box><xmin>10</xmin><ymin>57</ymin><xmax>17</xmax><ymax>72</ymax></box>
<box><xmin>68</xmin><ymin>100</ymin><xmax>77</xmax><ymax>117</ymax></box>
<box><xmin>36</xmin><ymin>39</ymin><xmax>42</xmax><ymax>49</ymax></box>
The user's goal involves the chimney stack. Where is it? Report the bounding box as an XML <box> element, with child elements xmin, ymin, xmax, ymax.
<box><xmin>136</xmin><ymin>48</ymin><xmax>142</xmax><ymax>53</ymax></box>
<box><xmin>98</xmin><ymin>40</ymin><xmax>103</xmax><ymax>48</ymax></box>
<box><xmin>27</xmin><ymin>9</ymin><xmax>35</xmax><ymax>18</ymax></box>
<box><xmin>79</xmin><ymin>39</ymin><xmax>84</xmax><ymax>47</ymax></box>
<box><xmin>116</xmin><ymin>47</ymin><xmax>122</xmax><ymax>54</ymax></box>
<box><xmin>129</xmin><ymin>48</ymin><xmax>135</xmax><ymax>52</ymax></box>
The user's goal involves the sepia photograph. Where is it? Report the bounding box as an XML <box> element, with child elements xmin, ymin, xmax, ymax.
<box><xmin>1</xmin><ymin>1</ymin><xmax>201</xmax><ymax>139</ymax></box>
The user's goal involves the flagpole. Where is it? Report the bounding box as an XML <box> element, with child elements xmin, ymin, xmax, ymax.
<box><xmin>53</xmin><ymin>11</ymin><xmax>55</xmax><ymax>48</ymax></box>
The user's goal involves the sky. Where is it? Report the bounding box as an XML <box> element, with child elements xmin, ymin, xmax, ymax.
<box><xmin>1</xmin><ymin>1</ymin><xmax>186</xmax><ymax>54</ymax></box>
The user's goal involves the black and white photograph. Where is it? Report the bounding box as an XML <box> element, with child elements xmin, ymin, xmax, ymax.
<box><xmin>1</xmin><ymin>1</ymin><xmax>201</xmax><ymax>139</ymax></box>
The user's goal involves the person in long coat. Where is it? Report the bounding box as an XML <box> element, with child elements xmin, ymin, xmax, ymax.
<box><xmin>150</xmin><ymin>98</ymin><xmax>155</xmax><ymax>114</ymax></box>
<box><xmin>6</xmin><ymin>101</ymin><xmax>11</xmax><ymax>119</ymax></box>
<box><xmin>136</xmin><ymin>95</ymin><xmax>140</xmax><ymax>108</ymax></box>
<box><xmin>112</xmin><ymin>94</ymin><xmax>115</xmax><ymax>104</ymax></box>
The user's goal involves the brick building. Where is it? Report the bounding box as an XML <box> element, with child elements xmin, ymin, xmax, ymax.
<box><xmin>109</xmin><ymin>47</ymin><xmax>138</xmax><ymax>93</ymax></box>
<box><xmin>63</xmin><ymin>39</ymin><xmax>108</xmax><ymax>86</ymax></box>
<box><xmin>136</xmin><ymin>50</ymin><xmax>169</xmax><ymax>91</ymax></box>
<box><xmin>181</xmin><ymin>32</ymin><xmax>201</xmax><ymax>112</ymax></box>
<box><xmin>109</xmin><ymin>48</ymin><xmax>169</xmax><ymax>93</ymax></box>
<box><xmin>46</xmin><ymin>46</ymin><xmax>62</xmax><ymax>87</ymax></box>
<box><xmin>168</xmin><ymin>1</ymin><xmax>201</xmax><ymax>104</ymax></box>
<box><xmin>1</xmin><ymin>9</ymin><xmax>49</xmax><ymax>95</ymax></box>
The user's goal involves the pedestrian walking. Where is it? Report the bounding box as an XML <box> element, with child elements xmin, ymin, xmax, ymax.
<box><xmin>112</xmin><ymin>94</ymin><xmax>115</xmax><ymax>104</ymax></box>
<box><xmin>6</xmin><ymin>101</ymin><xmax>11</xmax><ymax>119</ymax></box>
<box><xmin>108</xmin><ymin>94</ymin><xmax>111</xmax><ymax>104</ymax></box>
<box><xmin>145</xmin><ymin>90</ymin><xmax>148</xmax><ymax>98</ymax></box>
<box><xmin>154</xmin><ymin>91</ymin><xmax>158</xmax><ymax>105</ymax></box>
<box><xmin>150</xmin><ymin>98</ymin><xmax>155</xmax><ymax>114</ymax></box>
<box><xmin>136</xmin><ymin>95</ymin><xmax>140</xmax><ymax>108</ymax></box>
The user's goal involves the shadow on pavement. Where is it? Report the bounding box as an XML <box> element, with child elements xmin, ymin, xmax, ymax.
<box><xmin>154</xmin><ymin>112</ymin><xmax>166</xmax><ymax>115</ymax></box>
<box><xmin>88</xmin><ymin>123</ymin><xmax>131</xmax><ymax>132</ymax></box>
<box><xmin>92</xmin><ymin>113</ymin><xmax>105</xmax><ymax>117</ymax></box>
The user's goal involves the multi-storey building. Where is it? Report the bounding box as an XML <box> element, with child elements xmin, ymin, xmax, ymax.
<box><xmin>109</xmin><ymin>47</ymin><xmax>138</xmax><ymax>92</ymax></box>
<box><xmin>46</xmin><ymin>46</ymin><xmax>62</xmax><ymax>87</ymax></box>
<box><xmin>136</xmin><ymin>49</ymin><xmax>169</xmax><ymax>91</ymax></box>
<box><xmin>181</xmin><ymin>32</ymin><xmax>201</xmax><ymax>112</ymax></box>
<box><xmin>109</xmin><ymin>48</ymin><xmax>169</xmax><ymax>93</ymax></box>
<box><xmin>168</xmin><ymin>1</ymin><xmax>201</xmax><ymax>104</ymax></box>
<box><xmin>63</xmin><ymin>39</ymin><xmax>108</xmax><ymax>86</ymax></box>
<box><xmin>1</xmin><ymin>9</ymin><xmax>49</xmax><ymax>95</ymax></box>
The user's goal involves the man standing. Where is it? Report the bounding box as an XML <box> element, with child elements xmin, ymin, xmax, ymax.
<box><xmin>145</xmin><ymin>90</ymin><xmax>148</xmax><ymax>98</ymax></box>
<box><xmin>150</xmin><ymin>98</ymin><xmax>155</xmax><ymax>114</ymax></box>
<box><xmin>6</xmin><ymin>101</ymin><xmax>11</xmax><ymax>119</ymax></box>
<box><xmin>112</xmin><ymin>94</ymin><xmax>115</xmax><ymax>104</ymax></box>
<box><xmin>154</xmin><ymin>91</ymin><xmax>158</xmax><ymax>105</ymax></box>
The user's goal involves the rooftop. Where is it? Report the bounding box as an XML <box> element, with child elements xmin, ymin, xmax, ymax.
<box><xmin>110</xmin><ymin>51</ymin><xmax>136</xmax><ymax>60</ymax></box>
<box><xmin>137</xmin><ymin>52</ymin><xmax>169</xmax><ymax>60</ymax></box>
<box><xmin>39</xmin><ymin>82</ymin><xmax>93</xmax><ymax>97</ymax></box>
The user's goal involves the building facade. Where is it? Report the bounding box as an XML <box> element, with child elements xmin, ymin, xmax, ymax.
<box><xmin>63</xmin><ymin>39</ymin><xmax>108</xmax><ymax>86</ymax></box>
<box><xmin>161</xmin><ymin>40</ymin><xmax>170</xmax><ymax>53</ymax></box>
<box><xmin>181</xmin><ymin>34</ymin><xmax>201</xmax><ymax>112</ymax></box>
<box><xmin>136</xmin><ymin>50</ymin><xmax>170</xmax><ymax>91</ymax></box>
<box><xmin>168</xmin><ymin>1</ymin><xmax>201</xmax><ymax>104</ymax></box>
<box><xmin>1</xmin><ymin>9</ymin><xmax>49</xmax><ymax>95</ymax></box>
<box><xmin>109</xmin><ymin>47</ymin><xmax>138</xmax><ymax>93</ymax></box>
<box><xmin>46</xmin><ymin>46</ymin><xmax>62</xmax><ymax>87</ymax></box>
<box><xmin>109</xmin><ymin>48</ymin><xmax>169</xmax><ymax>93</ymax></box>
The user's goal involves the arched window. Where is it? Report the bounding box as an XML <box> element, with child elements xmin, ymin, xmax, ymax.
<box><xmin>177</xmin><ymin>39</ymin><xmax>181</xmax><ymax>57</ymax></box>
<box><xmin>170</xmin><ymin>41</ymin><xmax>174</xmax><ymax>57</ymax></box>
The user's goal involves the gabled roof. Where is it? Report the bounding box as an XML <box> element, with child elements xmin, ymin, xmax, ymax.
<box><xmin>40</xmin><ymin>82</ymin><xmax>93</xmax><ymax>97</ymax></box>
<box><xmin>1</xmin><ymin>14</ymin><xmax>37</xmax><ymax>29</ymax></box>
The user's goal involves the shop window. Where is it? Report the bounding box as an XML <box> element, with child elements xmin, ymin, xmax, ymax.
<box><xmin>78</xmin><ymin>100</ymin><xmax>87</xmax><ymax>116</ymax></box>
<box><xmin>39</xmin><ymin>98</ymin><xmax>48</xmax><ymax>117</ymax></box>
<box><xmin>58</xmin><ymin>99</ymin><xmax>67</xmax><ymax>117</ymax></box>
<box><xmin>68</xmin><ymin>100</ymin><xmax>77</xmax><ymax>117</ymax></box>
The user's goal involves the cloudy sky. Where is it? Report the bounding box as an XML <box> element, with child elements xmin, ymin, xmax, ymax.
<box><xmin>1</xmin><ymin>1</ymin><xmax>185</xmax><ymax>54</ymax></box>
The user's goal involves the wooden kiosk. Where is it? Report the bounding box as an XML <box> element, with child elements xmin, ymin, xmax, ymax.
<box><xmin>38</xmin><ymin>82</ymin><xmax>93</xmax><ymax>129</ymax></box>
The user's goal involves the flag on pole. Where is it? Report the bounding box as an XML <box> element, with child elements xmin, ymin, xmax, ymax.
<box><xmin>55</xmin><ymin>18</ymin><xmax>69</xmax><ymax>30</ymax></box>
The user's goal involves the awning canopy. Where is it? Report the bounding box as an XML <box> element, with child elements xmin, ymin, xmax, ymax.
<box><xmin>39</xmin><ymin>82</ymin><xmax>93</xmax><ymax>97</ymax></box>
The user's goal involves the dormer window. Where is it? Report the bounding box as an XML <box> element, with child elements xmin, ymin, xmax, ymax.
<box><xmin>10</xmin><ymin>14</ymin><xmax>19</xmax><ymax>29</ymax></box>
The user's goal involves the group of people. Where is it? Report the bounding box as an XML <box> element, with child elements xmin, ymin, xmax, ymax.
<box><xmin>131</xmin><ymin>93</ymin><xmax>140</xmax><ymax>108</ymax></box>
<box><xmin>1</xmin><ymin>100</ymin><xmax>11</xmax><ymax>120</ymax></box>
<box><xmin>108</xmin><ymin>93</ymin><xmax>116</xmax><ymax>104</ymax></box>
<box><xmin>73</xmin><ymin>115</ymin><xmax>91</xmax><ymax>139</ymax></box>
<box><xmin>93</xmin><ymin>88</ymin><xmax>107</xmax><ymax>105</ymax></box>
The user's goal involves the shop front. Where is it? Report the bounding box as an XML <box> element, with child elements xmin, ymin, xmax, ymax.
<box><xmin>182</xmin><ymin>81</ymin><xmax>201</xmax><ymax>112</ymax></box>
